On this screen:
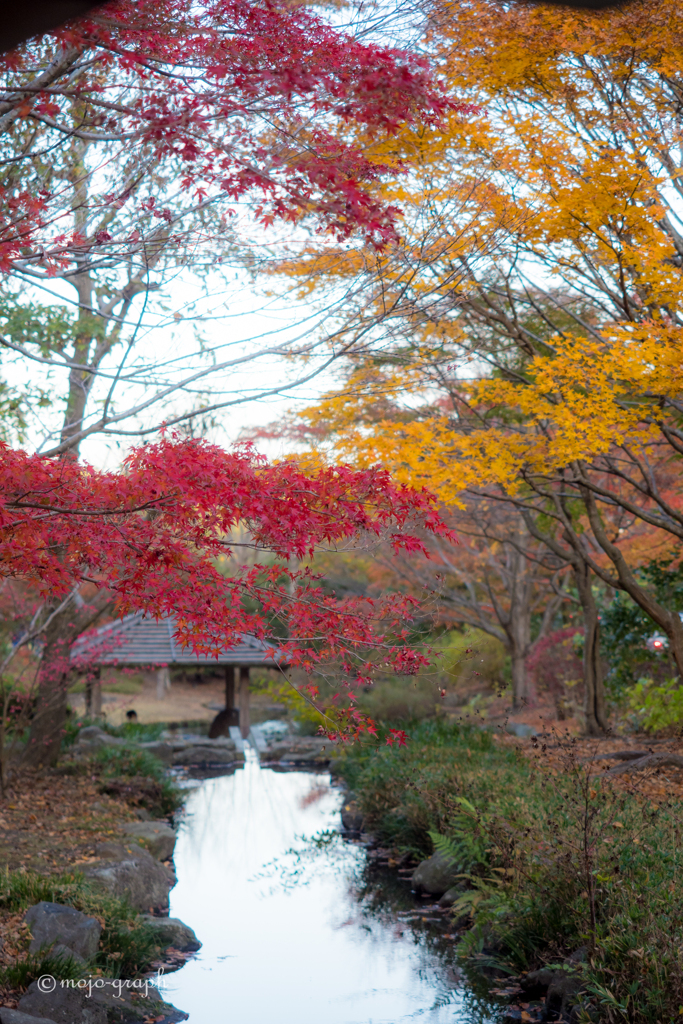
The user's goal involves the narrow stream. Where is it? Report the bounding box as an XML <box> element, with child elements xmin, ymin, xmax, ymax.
<box><xmin>160</xmin><ymin>749</ymin><xmax>491</xmax><ymax>1024</ymax></box>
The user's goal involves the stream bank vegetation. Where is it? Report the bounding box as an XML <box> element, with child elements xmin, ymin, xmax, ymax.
<box><xmin>0</xmin><ymin>870</ymin><xmax>162</xmax><ymax>991</ymax></box>
<box><xmin>76</xmin><ymin>745</ymin><xmax>183</xmax><ymax>819</ymax></box>
<box><xmin>336</xmin><ymin>721</ymin><xmax>683</xmax><ymax>1024</ymax></box>
<box><xmin>0</xmin><ymin>742</ymin><xmax>185</xmax><ymax>1003</ymax></box>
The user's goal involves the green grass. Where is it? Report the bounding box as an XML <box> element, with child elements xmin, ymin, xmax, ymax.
<box><xmin>69</xmin><ymin>674</ymin><xmax>145</xmax><ymax>696</ymax></box>
<box><xmin>335</xmin><ymin>721</ymin><xmax>683</xmax><ymax>1024</ymax></box>
<box><xmin>102</xmin><ymin>678</ymin><xmax>144</xmax><ymax>695</ymax></box>
<box><xmin>61</xmin><ymin>718</ymin><xmax>166</xmax><ymax>752</ymax></box>
<box><xmin>0</xmin><ymin>869</ymin><xmax>164</xmax><ymax>982</ymax></box>
<box><xmin>0</xmin><ymin>949</ymin><xmax>84</xmax><ymax>990</ymax></box>
<box><xmin>92</xmin><ymin>746</ymin><xmax>183</xmax><ymax>816</ymax></box>
<box><xmin>108</xmin><ymin>721</ymin><xmax>166</xmax><ymax>742</ymax></box>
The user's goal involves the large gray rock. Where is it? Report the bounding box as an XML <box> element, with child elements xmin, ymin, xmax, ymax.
<box><xmin>120</xmin><ymin>821</ymin><xmax>176</xmax><ymax>861</ymax></box>
<box><xmin>521</xmin><ymin>967</ymin><xmax>557</xmax><ymax>996</ymax></box>
<box><xmin>138</xmin><ymin>742</ymin><xmax>174</xmax><ymax>764</ymax></box>
<box><xmin>340</xmin><ymin>797</ymin><xmax>364</xmax><ymax>832</ymax></box>
<box><xmin>84</xmin><ymin>842</ymin><xmax>175</xmax><ymax>913</ymax></box>
<box><xmin>438</xmin><ymin>883</ymin><xmax>467</xmax><ymax>908</ymax></box>
<box><xmin>50</xmin><ymin>944</ymin><xmax>86</xmax><ymax>966</ymax></box>
<box><xmin>545</xmin><ymin>971</ymin><xmax>585</xmax><ymax>1020</ymax></box>
<box><xmin>77</xmin><ymin>727</ymin><xmax>126</xmax><ymax>751</ymax></box>
<box><xmin>19</xmin><ymin>978</ymin><xmax>187</xmax><ymax>1024</ymax></box>
<box><xmin>167</xmin><ymin>736</ymin><xmax>235</xmax><ymax>751</ymax></box>
<box><xmin>263</xmin><ymin>738</ymin><xmax>330</xmax><ymax>763</ymax></box>
<box><xmin>0</xmin><ymin>1009</ymin><xmax>58</xmax><ymax>1024</ymax></box>
<box><xmin>505</xmin><ymin>722</ymin><xmax>538</xmax><ymax>738</ymax></box>
<box><xmin>207</xmin><ymin>710</ymin><xmax>235</xmax><ymax>739</ymax></box>
<box><xmin>170</xmin><ymin>746</ymin><xmax>235</xmax><ymax>765</ymax></box>
<box><xmin>18</xmin><ymin>983</ymin><xmax>106</xmax><ymax>1024</ymax></box>
<box><xmin>25</xmin><ymin>903</ymin><xmax>101</xmax><ymax>960</ymax></box>
<box><xmin>411</xmin><ymin>851</ymin><xmax>461</xmax><ymax>897</ymax></box>
<box><xmin>140</xmin><ymin>915</ymin><xmax>201</xmax><ymax>952</ymax></box>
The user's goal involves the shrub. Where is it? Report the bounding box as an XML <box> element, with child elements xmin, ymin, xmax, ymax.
<box><xmin>601</xmin><ymin>557</ymin><xmax>683</xmax><ymax>698</ymax></box>
<box><xmin>107</xmin><ymin>721</ymin><xmax>166</xmax><ymax>743</ymax></box>
<box><xmin>457</xmin><ymin>754</ymin><xmax>683</xmax><ymax>1024</ymax></box>
<box><xmin>356</xmin><ymin>677</ymin><xmax>439</xmax><ymax>724</ymax></box>
<box><xmin>600</xmin><ymin>594</ymin><xmax>670</xmax><ymax>697</ymax></box>
<box><xmin>61</xmin><ymin>714</ymin><xmax>164</xmax><ymax>753</ymax></box>
<box><xmin>625</xmin><ymin>675</ymin><xmax>683</xmax><ymax>731</ymax></box>
<box><xmin>441</xmin><ymin>629</ymin><xmax>507</xmax><ymax>690</ymax></box>
<box><xmin>525</xmin><ymin>628</ymin><xmax>583</xmax><ymax>715</ymax></box>
<box><xmin>336</xmin><ymin>720</ymin><xmax>529</xmax><ymax>855</ymax></box>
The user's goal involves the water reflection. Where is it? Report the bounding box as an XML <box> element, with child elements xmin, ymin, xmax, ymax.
<box><xmin>163</xmin><ymin>751</ymin><xmax>484</xmax><ymax>1024</ymax></box>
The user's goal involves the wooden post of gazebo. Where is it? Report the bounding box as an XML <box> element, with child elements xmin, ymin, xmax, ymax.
<box><xmin>93</xmin><ymin>669</ymin><xmax>102</xmax><ymax>717</ymax></box>
<box><xmin>238</xmin><ymin>665</ymin><xmax>250</xmax><ymax>739</ymax></box>
<box><xmin>155</xmin><ymin>666</ymin><xmax>171</xmax><ymax>700</ymax></box>
<box><xmin>85</xmin><ymin>667</ymin><xmax>102</xmax><ymax>718</ymax></box>
<box><xmin>225</xmin><ymin>665</ymin><xmax>235</xmax><ymax>718</ymax></box>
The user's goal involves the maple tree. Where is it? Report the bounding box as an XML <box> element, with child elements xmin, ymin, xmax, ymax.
<box><xmin>0</xmin><ymin>0</ymin><xmax>457</xmax><ymax>456</ymax></box>
<box><xmin>0</xmin><ymin>0</ymin><xmax>462</xmax><ymax>772</ymax></box>
<box><xmin>1</xmin><ymin>0</ymin><xmax>634</xmax><ymax>57</ymax></box>
<box><xmin>0</xmin><ymin>0</ymin><xmax>628</xmax><ymax>56</ymax></box>
<box><xmin>0</xmin><ymin>434</ymin><xmax>449</xmax><ymax>763</ymax></box>
<box><xmin>263</xmin><ymin>0</ymin><xmax>683</xmax><ymax>733</ymax></box>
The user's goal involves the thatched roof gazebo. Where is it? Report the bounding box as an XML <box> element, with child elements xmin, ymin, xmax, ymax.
<box><xmin>71</xmin><ymin>612</ymin><xmax>289</xmax><ymax>738</ymax></box>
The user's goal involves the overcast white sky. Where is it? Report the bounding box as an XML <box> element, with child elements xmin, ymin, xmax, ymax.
<box><xmin>6</xmin><ymin>249</ymin><xmax>345</xmax><ymax>469</ymax></box>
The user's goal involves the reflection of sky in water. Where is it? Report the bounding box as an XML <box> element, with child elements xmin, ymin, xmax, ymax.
<box><xmin>164</xmin><ymin>752</ymin><xmax>477</xmax><ymax>1024</ymax></box>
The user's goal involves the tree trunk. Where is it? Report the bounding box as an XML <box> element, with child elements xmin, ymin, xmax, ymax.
<box><xmin>573</xmin><ymin>560</ymin><xmax>608</xmax><ymax>736</ymax></box>
<box><xmin>239</xmin><ymin>665</ymin><xmax>250</xmax><ymax>739</ymax></box>
<box><xmin>23</xmin><ymin>632</ymin><xmax>72</xmax><ymax>767</ymax></box>
<box><xmin>60</xmin><ymin>283</ymin><xmax>94</xmax><ymax>454</ymax></box>
<box><xmin>155</xmin><ymin>667</ymin><xmax>171</xmax><ymax>700</ymax></box>
<box><xmin>510</xmin><ymin>648</ymin><xmax>529</xmax><ymax>710</ymax></box>
<box><xmin>23</xmin><ymin>596</ymin><xmax>108</xmax><ymax>767</ymax></box>
<box><xmin>505</xmin><ymin>545</ymin><xmax>534</xmax><ymax>709</ymax></box>
<box><xmin>60</xmin><ymin>139</ymin><xmax>94</xmax><ymax>457</ymax></box>
<box><xmin>579</xmin><ymin>481</ymin><xmax>683</xmax><ymax>684</ymax></box>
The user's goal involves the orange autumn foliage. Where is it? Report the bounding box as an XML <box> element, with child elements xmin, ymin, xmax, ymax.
<box><xmin>269</xmin><ymin>0</ymin><xmax>683</xmax><ymax>714</ymax></box>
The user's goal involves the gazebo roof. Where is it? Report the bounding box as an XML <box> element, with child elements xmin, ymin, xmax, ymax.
<box><xmin>71</xmin><ymin>612</ymin><xmax>289</xmax><ymax>668</ymax></box>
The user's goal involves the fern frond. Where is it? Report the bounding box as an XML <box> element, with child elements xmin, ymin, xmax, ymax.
<box><xmin>428</xmin><ymin>830</ymin><xmax>462</xmax><ymax>864</ymax></box>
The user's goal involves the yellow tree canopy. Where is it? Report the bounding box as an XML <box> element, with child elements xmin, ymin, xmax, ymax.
<box><xmin>268</xmin><ymin>0</ymin><xmax>683</xmax><ymax>695</ymax></box>
<box><xmin>275</xmin><ymin>0</ymin><xmax>683</xmax><ymax>519</ymax></box>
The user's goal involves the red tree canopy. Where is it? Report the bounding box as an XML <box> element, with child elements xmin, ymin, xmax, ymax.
<box><xmin>0</xmin><ymin>436</ymin><xmax>449</xmax><ymax>734</ymax></box>
<box><xmin>0</xmin><ymin>0</ymin><xmax>460</xmax><ymax>275</ymax></box>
